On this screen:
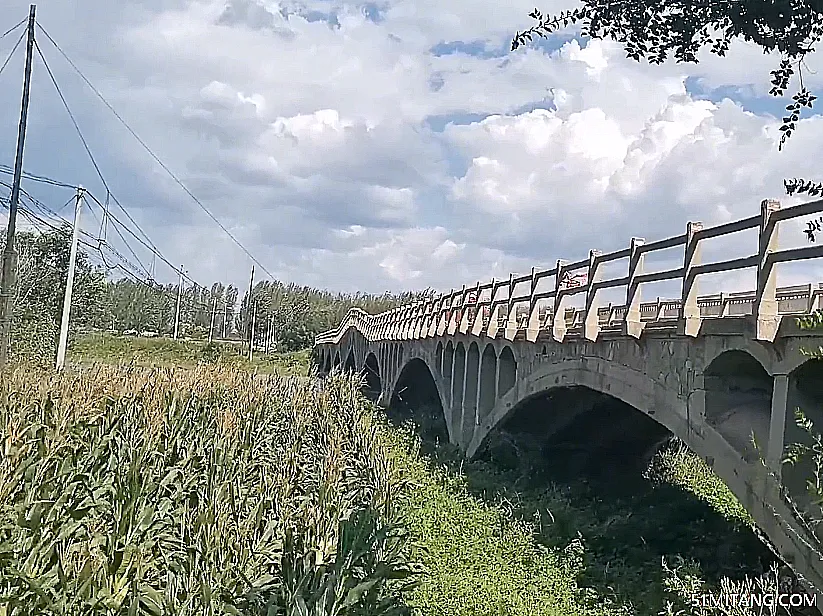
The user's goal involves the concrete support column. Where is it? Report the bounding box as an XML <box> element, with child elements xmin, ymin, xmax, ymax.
<box><xmin>767</xmin><ymin>373</ymin><xmax>790</xmax><ymax>479</ymax></box>
<box><xmin>462</xmin><ymin>346</ymin><xmax>480</xmax><ymax>446</ymax></box>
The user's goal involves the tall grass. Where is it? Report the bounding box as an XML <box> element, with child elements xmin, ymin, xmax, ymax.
<box><xmin>0</xmin><ymin>366</ymin><xmax>417</xmax><ymax>615</ymax></box>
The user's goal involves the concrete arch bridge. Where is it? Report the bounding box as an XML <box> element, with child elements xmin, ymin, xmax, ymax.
<box><xmin>314</xmin><ymin>198</ymin><xmax>823</xmax><ymax>595</ymax></box>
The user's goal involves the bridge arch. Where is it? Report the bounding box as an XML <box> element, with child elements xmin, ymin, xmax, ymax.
<box><xmin>782</xmin><ymin>357</ymin><xmax>823</xmax><ymax>508</ymax></box>
<box><xmin>344</xmin><ymin>349</ymin><xmax>356</xmax><ymax>372</ymax></box>
<box><xmin>389</xmin><ymin>356</ymin><xmax>450</xmax><ymax>442</ymax></box>
<box><xmin>703</xmin><ymin>350</ymin><xmax>772</xmax><ymax>462</ymax></box>
<box><xmin>363</xmin><ymin>352</ymin><xmax>381</xmax><ymax>402</ymax></box>
<box><xmin>498</xmin><ymin>345</ymin><xmax>516</xmax><ymax>398</ymax></box>
<box><xmin>435</xmin><ymin>341</ymin><xmax>444</xmax><ymax>376</ymax></box>
<box><xmin>468</xmin><ymin>356</ymin><xmax>686</xmax><ymax>455</ymax></box>
<box><xmin>444</xmin><ymin>341</ymin><xmax>454</xmax><ymax>381</ymax></box>
<box><xmin>478</xmin><ymin>343</ymin><xmax>497</xmax><ymax>422</ymax></box>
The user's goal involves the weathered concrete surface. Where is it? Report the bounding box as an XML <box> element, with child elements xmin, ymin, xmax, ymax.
<box><xmin>313</xmin><ymin>315</ymin><xmax>823</xmax><ymax>598</ymax></box>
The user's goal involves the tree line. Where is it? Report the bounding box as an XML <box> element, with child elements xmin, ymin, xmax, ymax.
<box><xmin>6</xmin><ymin>225</ymin><xmax>426</xmax><ymax>355</ymax></box>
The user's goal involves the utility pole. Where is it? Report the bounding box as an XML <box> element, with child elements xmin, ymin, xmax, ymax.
<box><xmin>223</xmin><ymin>302</ymin><xmax>229</xmax><ymax>339</ymax></box>
<box><xmin>55</xmin><ymin>186</ymin><xmax>84</xmax><ymax>370</ymax></box>
<box><xmin>208</xmin><ymin>294</ymin><xmax>217</xmax><ymax>343</ymax></box>
<box><xmin>173</xmin><ymin>266</ymin><xmax>183</xmax><ymax>339</ymax></box>
<box><xmin>245</xmin><ymin>265</ymin><xmax>254</xmax><ymax>356</ymax></box>
<box><xmin>248</xmin><ymin>301</ymin><xmax>256</xmax><ymax>361</ymax></box>
<box><xmin>0</xmin><ymin>5</ymin><xmax>37</xmax><ymax>371</ymax></box>
<box><xmin>266</xmin><ymin>314</ymin><xmax>274</xmax><ymax>354</ymax></box>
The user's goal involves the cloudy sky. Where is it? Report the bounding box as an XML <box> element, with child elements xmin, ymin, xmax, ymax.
<box><xmin>0</xmin><ymin>0</ymin><xmax>822</xmax><ymax>299</ymax></box>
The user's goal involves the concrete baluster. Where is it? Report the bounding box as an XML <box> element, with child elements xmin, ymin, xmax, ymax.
<box><xmin>681</xmin><ymin>222</ymin><xmax>704</xmax><ymax>337</ymax></box>
<box><xmin>432</xmin><ymin>296</ymin><xmax>442</xmax><ymax>337</ymax></box>
<box><xmin>755</xmin><ymin>199</ymin><xmax>781</xmax><ymax>341</ymax></box>
<box><xmin>525</xmin><ymin>267</ymin><xmax>541</xmax><ymax>343</ymax></box>
<box><xmin>552</xmin><ymin>259</ymin><xmax>569</xmax><ymax>342</ymax></box>
<box><xmin>449</xmin><ymin>285</ymin><xmax>465</xmax><ymax>335</ymax></box>
<box><xmin>625</xmin><ymin>238</ymin><xmax>645</xmax><ymax>338</ymax></box>
<box><xmin>461</xmin><ymin>281</ymin><xmax>479</xmax><ymax>334</ymax></box>
<box><xmin>437</xmin><ymin>290</ymin><xmax>452</xmax><ymax>336</ymax></box>
<box><xmin>584</xmin><ymin>249</ymin><xmax>603</xmax><ymax>342</ymax></box>
<box><xmin>473</xmin><ymin>279</ymin><xmax>493</xmax><ymax>337</ymax></box>
<box><xmin>504</xmin><ymin>273</ymin><xmax>519</xmax><ymax>341</ymax></box>
<box><xmin>486</xmin><ymin>280</ymin><xmax>502</xmax><ymax>339</ymax></box>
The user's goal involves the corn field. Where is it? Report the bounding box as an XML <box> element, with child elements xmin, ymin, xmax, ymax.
<box><xmin>0</xmin><ymin>365</ymin><xmax>420</xmax><ymax>615</ymax></box>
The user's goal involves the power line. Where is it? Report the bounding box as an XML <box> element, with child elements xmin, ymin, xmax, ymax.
<box><xmin>36</xmin><ymin>22</ymin><xmax>278</xmax><ymax>280</ymax></box>
<box><xmin>1</xmin><ymin>18</ymin><xmax>26</xmax><ymax>39</ymax></box>
<box><xmin>0</xmin><ymin>164</ymin><xmax>78</xmax><ymax>189</ymax></box>
<box><xmin>0</xmin><ymin>30</ymin><xmax>24</xmax><ymax>80</ymax></box>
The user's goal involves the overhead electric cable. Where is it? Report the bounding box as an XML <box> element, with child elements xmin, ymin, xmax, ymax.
<box><xmin>1</xmin><ymin>18</ymin><xmax>26</xmax><ymax>39</ymax></box>
<box><xmin>0</xmin><ymin>30</ymin><xmax>24</xmax><ymax>80</ymax></box>
<box><xmin>36</xmin><ymin>22</ymin><xmax>278</xmax><ymax>280</ymax></box>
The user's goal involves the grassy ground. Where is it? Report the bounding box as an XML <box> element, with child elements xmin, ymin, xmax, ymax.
<box><xmin>68</xmin><ymin>331</ymin><xmax>310</xmax><ymax>376</ymax></box>
<box><xmin>385</xmin><ymin>405</ymin><xmax>780</xmax><ymax>616</ymax></box>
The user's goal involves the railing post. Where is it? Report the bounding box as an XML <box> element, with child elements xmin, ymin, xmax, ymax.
<box><xmin>428</xmin><ymin>294</ymin><xmax>442</xmax><ymax>337</ymax></box>
<box><xmin>405</xmin><ymin>304</ymin><xmax>415</xmax><ymax>339</ymax></box>
<box><xmin>461</xmin><ymin>281</ymin><xmax>479</xmax><ymax>334</ymax></box>
<box><xmin>424</xmin><ymin>297</ymin><xmax>436</xmax><ymax>338</ymax></box>
<box><xmin>525</xmin><ymin>267</ymin><xmax>541</xmax><ymax>342</ymax></box>
<box><xmin>390</xmin><ymin>308</ymin><xmax>402</xmax><ymax>340</ymax></box>
<box><xmin>624</xmin><ymin>238</ymin><xmax>645</xmax><ymax>338</ymax></box>
<box><xmin>552</xmin><ymin>259</ymin><xmax>568</xmax><ymax>342</ymax></box>
<box><xmin>681</xmin><ymin>221</ymin><xmax>703</xmax><ymax>337</ymax></box>
<box><xmin>449</xmin><ymin>285</ymin><xmax>465</xmax><ymax>335</ymax></box>
<box><xmin>407</xmin><ymin>304</ymin><xmax>417</xmax><ymax>339</ymax></box>
<box><xmin>755</xmin><ymin>199</ymin><xmax>781</xmax><ymax>342</ymax></box>
<box><xmin>584</xmin><ymin>249</ymin><xmax>603</xmax><ymax>342</ymax></box>
<box><xmin>504</xmin><ymin>273</ymin><xmax>518</xmax><ymax>341</ymax></box>
<box><xmin>486</xmin><ymin>281</ymin><xmax>502</xmax><ymax>339</ymax></box>
<box><xmin>437</xmin><ymin>290</ymin><xmax>453</xmax><ymax>336</ymax></box>
<box><xmin>417</xmin><ymin>300</ymin><xmax>427</xmax><ymax>338</ymax></box>
<box><xmin>472</xmin><ymin>279</ymin><xmax>491</xmax><ymax>337</ymax></box>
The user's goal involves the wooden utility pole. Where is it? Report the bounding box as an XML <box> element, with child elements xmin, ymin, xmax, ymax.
<box><xmin>223</xmin><ymin>302</ymin><xmax>230</xmax><ymax>339</ymax></box>
<box><xmin>208</xmin><ymin>294</ymin><xmax>217</xmax><ymax>343</ymax></box>
<box><xmin>55</xmin><ymin>186</ymin><xmax>84</xmax><ymax>370</ymax></box>
<box><xmin>245</xmin><ymin>265</ymin><xmax>254</xmax><ymax>355</ymax></box>
<box><xmin>173</xmin><ymin>266</ymin><xmax>183</xmax><ymax>339</ymax></box>
<box><xmin>248</xmin><ymin>301</ymin><xmax>256</xmax><ymax>361</ymax></box>
<box><xmin>0</xmin><ymin>5</ymin><xmax>37</xmax><ymax>370</ymax></box>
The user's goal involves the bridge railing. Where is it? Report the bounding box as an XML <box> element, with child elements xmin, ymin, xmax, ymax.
<box><xmin>315</xmin><ymin>198</ymin><xmax>823</xmax><ymax>346</ymax></box>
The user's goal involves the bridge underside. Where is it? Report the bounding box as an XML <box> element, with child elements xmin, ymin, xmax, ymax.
<box><xmin>314</xmin><ymin>321</ymin><xmax>823</xmax><ymax>598</ymax></box>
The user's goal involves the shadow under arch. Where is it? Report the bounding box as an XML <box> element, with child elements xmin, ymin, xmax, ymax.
<box><xmin>388</xmin><ymin>357</ymin><xmax>449</xmax><ymax>445</ymax></box>
<box><xmin>344</xmin><ymin>349</ymin><xmax>356</xmax><ymax>372</ymax></box>
<box><xmin>703</xmin><ymin>349</ymin><xmax>773</xmax><ymax>463</ymax></box>
<box><xmin>362</xmin><ymin>352</ymin><xmax>381</xmax><ymax>402</ymax></box>
<box><xmin>469</xmin><ymin>380</ymin><xmax>778</xmax><ymax>613</ymax></box>
<box><xmin>476</xmin><ymin>384</ymin><xmax>674</xmax><ymax>489</ymax></box>
<box><xmin>782</xmin><ymin>357</ymin><xmax>823</xmax><ymax>509</ymax></box>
